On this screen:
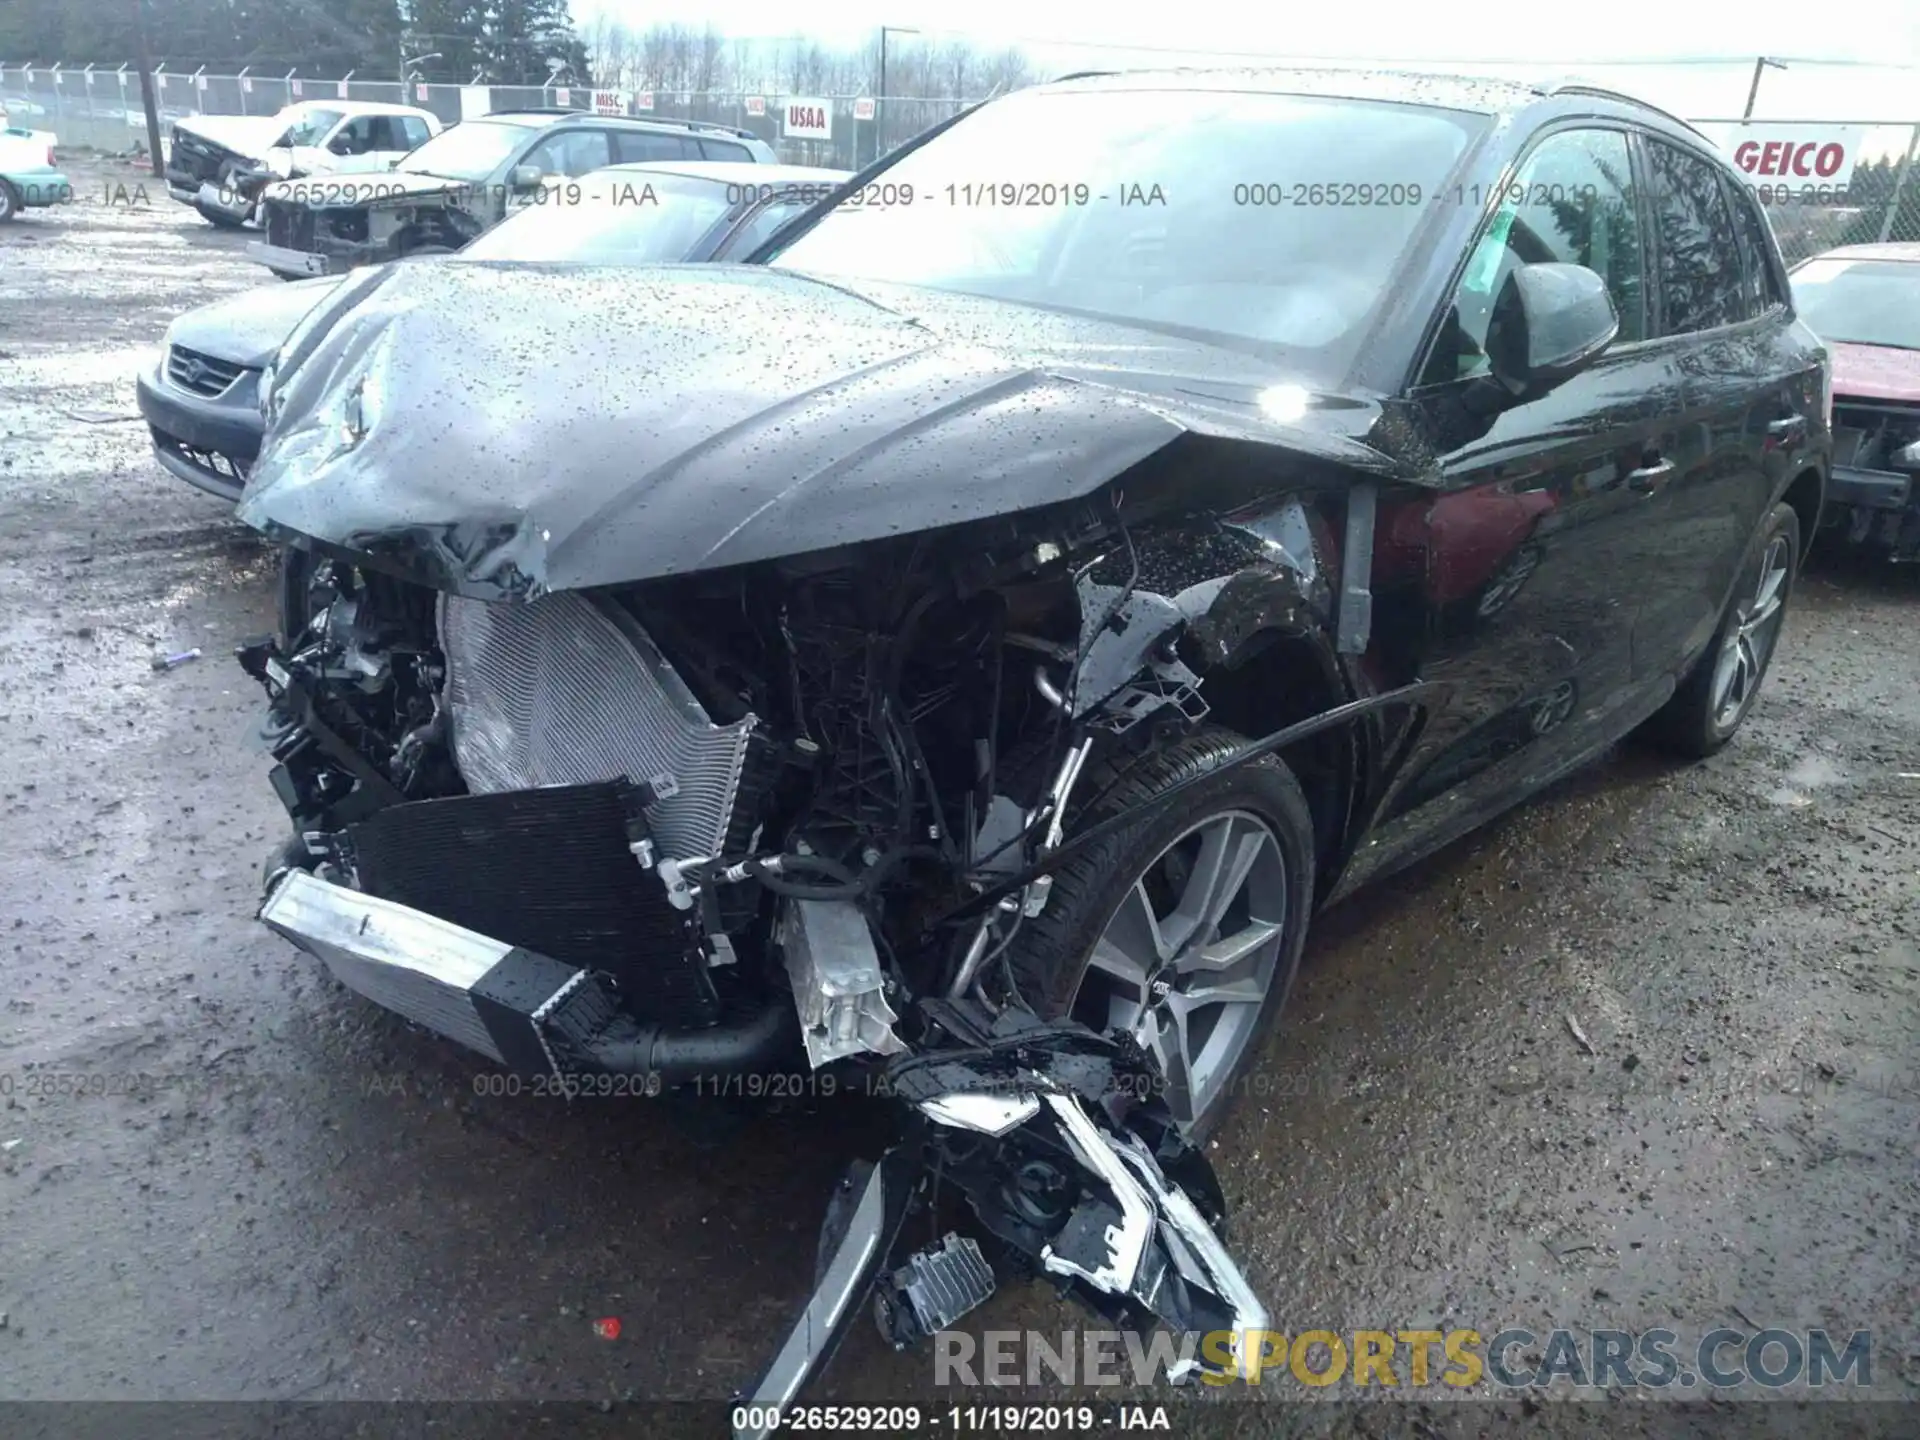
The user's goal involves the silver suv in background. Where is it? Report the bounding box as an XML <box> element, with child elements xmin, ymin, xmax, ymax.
<box><xmin>247</xmin><ymin>110</ymin><xmax>779</xmax><ymax>278</ymax></box>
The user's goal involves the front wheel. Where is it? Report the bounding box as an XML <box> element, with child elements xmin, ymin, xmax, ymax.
<box><xmin>0</xmin><ymin>180</ymin><xmax>19</xmax><ymax>222</ymax></box>
<box><xmin>1641</xmin><ymin>501</ymin><xmax>1800</xmax><ymax>758</ymax></box>
<box><xmin>1009</xmin><ymin>726</ymin><xmax>1316</xmax><ymax>1141</ymax></box>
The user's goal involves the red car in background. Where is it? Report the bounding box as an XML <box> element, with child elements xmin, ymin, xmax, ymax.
<box><xmin>1789</xmin><ymin>242</ymin><xmax>1920</xmax><ymax>558</ymax></box>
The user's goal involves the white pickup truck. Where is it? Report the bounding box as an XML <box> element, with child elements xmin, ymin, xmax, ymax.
<box><xmin>164</xmin><ymin>100</ymin><xmax>441</xmax><ymax>229</ymax></box>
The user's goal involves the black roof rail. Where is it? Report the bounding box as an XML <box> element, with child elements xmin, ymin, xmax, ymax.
<box><xmin>1048</xmin><ymin>70</ymin><xmax>1118</xmax><ymax>84</ymax></box>
<box><xmin>644</xmin><ymin>116</ymin><xmax>761</xmax><ymax>141</ymax></box>
<box><xmin>1543</xmin><ymin>82</ymin><xmax>1711</xmax><ymax>141</ymax></box>
<box><xmin>484</xmin><ymin>106</ymin><xmax>578</xmax><ymax>117</ymax></box>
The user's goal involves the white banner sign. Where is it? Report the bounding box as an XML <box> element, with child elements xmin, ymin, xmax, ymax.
<box><xmin>635</xmin><ymin>91</ymin><xmax>654</xmax><ymax>111</ymax></box>
<box><xmin>745</xmin><ymin>95</ymin><xmax>766</xmax><ymax>117</ymax></box>
<box><xmin>853</xmin><ymin>96</ymin><xmax>875</xmax><ymax>122</ymax></box>
<box><xmin>592</xmin><ymin>89</ymin><xmax>627</xmax><ymax>114</ymax></box>
<box><xmin>782</xmin><ymin>96</ymin><xmax>832</xmax><ymax>140</ymax></box>
<box><xmin>336</xmin><ymin>80</ymin><xmax>349</xmax><ymax>99</ymax></box>
<box><xmin>1700</xmin><ymin>123</ymin><xmax>1869</xmax><ymax>195</ymax></box>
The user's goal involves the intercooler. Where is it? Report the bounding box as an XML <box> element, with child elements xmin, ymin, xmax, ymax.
<box><xmin>345</xmin><ymin>780</ymin><xmax>719</xmax><ymax>1027</ymax></box>
<box><xmin>438</xmin><ymin>592</ymin><xmax>768</xmax><ymax>863</ymax></box>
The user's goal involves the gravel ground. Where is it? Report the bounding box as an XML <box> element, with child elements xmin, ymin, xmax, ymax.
<box><xmin>1</xmin><ymin>157</ymin><xmax>1915</xmax><ymax>1434</ymax></box>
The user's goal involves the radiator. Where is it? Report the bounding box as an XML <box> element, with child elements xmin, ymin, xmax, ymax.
<box><xmin>439</xmin><ymin>592</ymin><xmax>763</xmax><ymax>863</ymax></box>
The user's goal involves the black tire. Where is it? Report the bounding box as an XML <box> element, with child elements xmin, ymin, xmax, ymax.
<box><xmin>0</xmin><ymin>180</ymin><xmax>20</xmax><ymax>222</ymax></box>
<box><xmin>1008</xmin><ymin>725</ymin><xmax>1316</xmax><ymax>1142</ymax></box>
<box><xmin>1641</xmin><ymin>500</ymin><xmax>1800</xmax><ymax>758</ymax></box>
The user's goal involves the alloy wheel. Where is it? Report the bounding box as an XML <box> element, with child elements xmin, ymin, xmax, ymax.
<box><xmin>1074</xmin><ymin>809</ymin><xmax>1290</xmax><ymax>1132</ymax></box>
<box><xmin>1711</xmin><ymin>533</ymin><xmax>1791</xmax><ymax>731</ymax></box>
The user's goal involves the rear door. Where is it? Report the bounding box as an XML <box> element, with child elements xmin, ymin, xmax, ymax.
<box><xmin>1627</xmin><ymin>137</ymin><xmax>1819</xmax><ymax>682</ymax></box>
<box><xmin>1361</xmin><ymin>123</ymin><xmax>1683</xmax><ymax>869</ymax></box>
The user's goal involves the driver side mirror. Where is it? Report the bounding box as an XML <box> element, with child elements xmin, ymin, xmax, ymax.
<box><xmin>509</xmin><ymin>162</ymin><xmax>543</xmax><ymax>192</ymax></box>
<box><xmin>1484</xmin><ymin>261</ymin><xmax>1619</xmax><ymax>403</ymax></box>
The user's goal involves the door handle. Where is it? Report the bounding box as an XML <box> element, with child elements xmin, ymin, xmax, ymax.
<box><xmin>1626</xmin><ymin>457</ymin><xmax>1674</xmax><ymax>493</ymax></box>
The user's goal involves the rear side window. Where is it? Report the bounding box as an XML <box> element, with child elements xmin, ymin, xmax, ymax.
<box><xmin>698</xmin><ymin>138</ymin><xmax>752</xmax><ymax>162</ymax></box>
<box><xmin>1724</xmin><ymin>180</ymin><xmax>1785</xmax><ymax>319</ymax></box>
<box><xmin>612</xmin><ymin>131</ymin><xmax>696</xmax><ymax>163</ymax></box>
<box><xmin>399</xmin><ymin>116</ymin><xmax>432</xmax><ymax>150</ymax></box>
<box><xmin>1645</xmin><ymin>140</ymin><xmax>1745</xmax><ymax>334</ymax></box>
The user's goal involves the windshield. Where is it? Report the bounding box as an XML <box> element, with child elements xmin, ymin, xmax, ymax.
<box><xmin>280</xmin><ymin>107</ymin><xmax>344</xmax><ymax>149</ymax></box>
<box><xmin>461</xmin><ymin>173</ymin><xmax>738</xmax><ymax>262</ymax></box>
<box><xmin>1791</xmin><ymin>258</ymin><xmax>1920</xmax><ymax>351</ymax></box>
<box><xmin>769</xmin><ymin>87</ymin><xmax>1485</xmax><ymax>368</ymax></box>
<box><xmin>398</xmin><ymin>120</ymin><xmax>537</xmax><ymax>181</ymax></box>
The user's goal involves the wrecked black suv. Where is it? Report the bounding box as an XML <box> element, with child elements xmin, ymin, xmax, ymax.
<box><xmin>233</xmin><ymin>69</ymin><xmax>1828</xmax><ymax>1413</ymax></box>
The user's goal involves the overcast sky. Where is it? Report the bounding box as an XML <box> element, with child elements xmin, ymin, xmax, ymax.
<box><xmin>575</xmin><ymin>0</ymin><xmax>1920</xmax><ymax>123</ymax></box>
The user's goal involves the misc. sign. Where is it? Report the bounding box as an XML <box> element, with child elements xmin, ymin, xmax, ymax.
<box><xmin>1702</xmin><ymin>123</ymin><xmax>1868</xmax><ymax>197</ymax></box>
<box><xmin>782</xmin><ymin>97</ymin><xmax>832</xmax><ymax>140</ymax></box>
<box><xmin>853</xmin><ymin>97</ymin><xmax>875</xmax><ymax>122</ymax></box>
<box><xmin>745</xmin><ymin>96</ymin><xmax>766</xmax><ymax>117</ymax></box>
<box><xmin>592</xmin><ymin>89</ymin><xmax>627</xmax><ymax>115</ymax></box>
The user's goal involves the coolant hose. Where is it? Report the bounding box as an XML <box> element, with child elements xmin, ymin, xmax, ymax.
<box><xmin>576</xmin><ymin>994</ymin><xmax>799</xmax><ymax>1083</ymax></box>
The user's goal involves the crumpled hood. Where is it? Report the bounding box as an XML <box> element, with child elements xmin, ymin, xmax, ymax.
<box><xmin>238</xmin><ymin>262</ymin><xmax>1405</xmax><ymax>598</ymax></box>
<box><xmin>169</xmin><ymin>277</ymin><xmax>342</xmax><ymax>370</ymax></box>
<box><xmin>174</xmin><ymin>114</ymin><xmax>292</xmax><ymax>159</ymax></box>
<box><xmin>1830</xmin><ymin>340</ymin><xmax>1920</xmax><ymax>405</ymax></box>
<box><xmin>264</xmin><ymin>169</ymin><xmax>468</xmax><ymax>208</ymax></box>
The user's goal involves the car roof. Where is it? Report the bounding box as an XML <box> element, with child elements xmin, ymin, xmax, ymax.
<box><xmin>1804</xmin><ymin>242</ymin><xmax>1920</xmax><ymax>265</ymax></box>
<box><xmin>1033</xmin><ymin>64</ymin><xmax>1710</xmax><ymax>135</ymax></box>
<box><xmin>597</xmin><ymin>161</ymin><xmax>848</xmax><ymax>185</ymax></box>
<box><xmin>482</xmin><ymin>110</ymin><xmax>754</xmax><ymax>135</ymax></box>
<box><xmin>1036</xmin><ymin>65</ymin><xmax>1550</xmax><ymax>115</ymax></box>
<box><xmin>290</xmin><ymin>99</ymin><xmax>432</xmax><ymax>119</ymax></box>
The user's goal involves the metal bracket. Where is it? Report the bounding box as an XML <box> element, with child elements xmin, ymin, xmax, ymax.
<box><xmin>1337</xmin><ymin>481</ymin><xmax>1377</xmax><ymax>656</ymax></box>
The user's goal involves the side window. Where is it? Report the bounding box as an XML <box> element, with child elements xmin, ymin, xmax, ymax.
<box><xmin>1421</xmin><ymin>128</ymin><xmax>1645</xmax><ymax>385</ymax></box>
<box><xmin>1724</xmin><ymin>177</ymin><xmax>1785</xmax><ymax>320</ymax></box>
<box><xmin>364</xmin><ymin>117</ymin><xmax>401</xmax><ymax>152</ymax></box>
<box><xmin>399</xmin><ymin>117</ymin><xmax>432</xmax><ymax>150</ymax></box>
<box><xmin>522</xmin><ymin>129</ymin><xmax>614</xmax><ymax>178</ymax></box>
<box><xmin>716</xmin><ymin>200</ymin><xmax>807</xmax><ymax>259</ymax></box>
<box><xmin>331</xmin><ymin>116</ymin><xmax>378</xmax><ymax>155</ymax></box>
<box><xmin>1645</xmin><ymin>140</ymin><xmax>1745</xmax><ymax>334</ymax></box>
<box><xmin>697</xmin><ymin>138</ymin><xmax>751</xmax><ymax>162</ymax></box>
<box><xmin>612</xmin><ymin>131</ymin><xmax>696</xmax><ymax>164</ymax></box>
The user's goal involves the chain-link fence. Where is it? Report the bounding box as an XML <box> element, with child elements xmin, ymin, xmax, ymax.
<box><xmin>1692</xmin><ymin>118</ymin><xmax>1920</xmax><ymax>264</ymax></box>
<box><xmin>5</xmin><ymin>63</ymin><xmax>1918</xmax><ymax>250</ymax></box>
<box><xmin>0</xmin><ymin>63</ymin><xmax>974</xmax><ymax>171</ymax></box>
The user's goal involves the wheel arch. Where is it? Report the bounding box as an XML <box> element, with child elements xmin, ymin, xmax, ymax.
<box><xmin>1782</xmin><ymin>466</ymin><xmax>1824</xmax><ymax>559</ymax></box>
<box><xmin>1194</xmin><ymin>625</ymin><xmax>1359</xmax><ymax>905</ymax></box>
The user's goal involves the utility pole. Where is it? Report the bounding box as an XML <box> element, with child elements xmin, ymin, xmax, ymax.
<box><xmin>1742</xmin><ymin>56</ymin><xmax>1787</xmax><ymax>122</ymax></box>
<box><xmin>876</xmin><ymin>26</ymin><xmax>919</xmax><ymax>167</ymax></box>
<box><xmin>132</xmin><ymin>0</ymin><xmax>164</xmax><ymax>178</ymax></box>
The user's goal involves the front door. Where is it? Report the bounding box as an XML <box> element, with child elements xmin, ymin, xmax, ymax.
<box><xmin>1350</xmin><ymin>124</ymin><xmax>1679</xmax><ymax>886</ymax></box>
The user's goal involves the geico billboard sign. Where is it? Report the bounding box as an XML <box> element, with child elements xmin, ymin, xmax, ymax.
<box><xmin>1701</xmin><ymin>123</ymin><xmax>1867</xmax><ymax>191</ymax></box>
